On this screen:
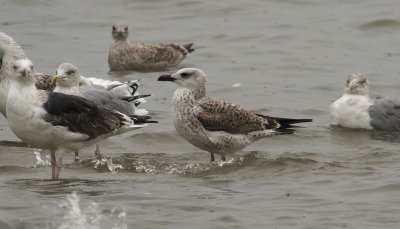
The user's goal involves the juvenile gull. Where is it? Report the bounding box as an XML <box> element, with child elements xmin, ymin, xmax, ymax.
<box><xmin>158</xmin><ymin>68</ymin><xmax>312</xmax><ymax>162</ymax></box>
<box><xmin>108</xmin><ymin>22</ymin><xmax>194</xmax><ymax>71</ymax></box>
<box><xmin>330</xmin><ymin>73</ymin><xmax>400</xmax><ymax>130</ymax></box>
<box><xmin>7</xmin><ymin>59</ymin><xmax>146</xmax><ymax>179</ymax></box>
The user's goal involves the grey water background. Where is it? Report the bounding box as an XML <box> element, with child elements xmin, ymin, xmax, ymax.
<box><xmin>1</xmin><ymin>0</ymin><xmax>400</xmax><ymax>228</ymax></box>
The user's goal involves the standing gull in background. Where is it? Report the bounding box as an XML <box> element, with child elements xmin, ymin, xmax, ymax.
<box><xmin>6</xmin><ymin>59</ymin><xmax>145</xmax><ymax>179</ymax></box>
<box><xmin>330</xmin><ymin>73</ymin><xmax>400</xmax><ymax>130</ymax></box>
<box><xmin>108</xmin><ymin>22</ymin><xmax>194</xmax><ymax>71</ymax></box>
<box><xmin>0</xmin><ymin>31</ymin><xmax>144</xmax><ymax>108</ymax></box>
<box><xmin>52</xmin><ymin>63</ymin><xmax>156</xmax><ymax>161</ymax></box>
<box><xmin>158</xmin><ymin>68</ymin><xmax>312</xmax><ymax>162</ymax></box>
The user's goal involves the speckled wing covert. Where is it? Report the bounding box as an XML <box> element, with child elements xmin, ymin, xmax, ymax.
<box><xmin>135</xmin><ymin>43</ymin><xmax>189</xmax><ymax>65</ymax></box>
<box><xmin>35</xmin><ymin>73</ymin><xmax>54</xmax><ymax>91</ymax></box>
<box><xmin>196</xmin><ymin>97</ymin><xmax>279</xmax><ymax>134</ymax></box>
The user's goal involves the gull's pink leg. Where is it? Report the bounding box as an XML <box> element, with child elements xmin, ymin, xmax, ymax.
<box><xmin>55</xmin><ymin>156</ymin><xmax>63</xmax><ymax>180</ymax></box>
<box><xmin>50</xmin><ymin>150</ymin><xmax>56</xmax><ymax>179</ymax></box>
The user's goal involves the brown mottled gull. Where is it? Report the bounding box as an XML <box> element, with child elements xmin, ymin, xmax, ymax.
<box><xmin>108</xmin><ymin>22</ymin><xmax>195</xmax><ymax>71</ymax></box>
<box><xmin>7</xmin><ymin>59</ymin><xmax>145</xmax><ymax>179</ymax></box>
<box><xmin>158</xmin><ymin>68</ymin><xmax>312</xmax><ymax>162</ymax></box>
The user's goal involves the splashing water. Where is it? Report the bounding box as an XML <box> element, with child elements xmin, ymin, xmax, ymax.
<box><xmin>32</xmin><ymin>150</ymin><xmax>51</xmax><ymax>168</ymax></box>
<box><xmin>132</xmin><ymin>156</ymin><xmax>242</xmax><ymax>175</ymax></box>
<box><xmin>59</xmin><ymin>192</ymin><xmax>127</xmax><ymax>229</ymax></box>
<box><xmin>92</xmin><ymin>156</ymin><xmax>123</xmax><ymax>173</ymax></box>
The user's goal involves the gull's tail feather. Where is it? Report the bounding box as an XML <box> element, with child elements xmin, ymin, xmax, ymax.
<box><xmin>129</xmin><ymin>115</ymin><xmax>158</xmax><ymax>124</ymax></box>
<box><xmin>257</xmin><ymin>114</ymin><xmax>313</xmax><ymax>128</ymax></box>
<box><xmin>183</xmin><ymin>43</ymin><xmax>195</xmax><ymax>53</ymax></box>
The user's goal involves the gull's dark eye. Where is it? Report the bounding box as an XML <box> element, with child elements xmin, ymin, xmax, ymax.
<box><xmin>13</xmin><ymin>65</ymin><xmax>17</xmax><ymax>70</ymax></box>
<box><xmin>181</xmin><ymin>72</ymin><xmax>189</xmax><ymax>78</ymax></box>
<box><xmin>66</xmin><ymin>70</ymin><xmax>75</xmax><ymax>75</ymax></box>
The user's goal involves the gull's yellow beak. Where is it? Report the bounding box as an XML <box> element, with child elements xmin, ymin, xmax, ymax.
<box><xmin>51</xmin><ymin>75</ymin><xmax>61</xmax><ymax>84</ymax></box>
<box><xmin>24</xmin><ymin>69</ymin><xmax>29</xmax><ymax>77</ymax></box>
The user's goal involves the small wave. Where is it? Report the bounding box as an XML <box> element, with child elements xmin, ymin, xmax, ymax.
<box><xmin>58</xmin><ymin>192</ymin><xmax>127</xmax><ymax>229</ymax></box>
<box><xmin>92</xmin><ymin>156</ymin><xmax>123</xmax><ymax>173</ymax></box>
<box><xmin>32</xmin><ymin>150</ymin><xmax>51</xmax><ymax>168</ymax></box>
<box><xmin>94</xmin><ymin>152</ymin><xmax>261</xmax><ymax>177</ymax></box>
<box><xmin>359</xmin><ymin>19</ymin><xmax>400</xmax><ymax>30</ymax></box>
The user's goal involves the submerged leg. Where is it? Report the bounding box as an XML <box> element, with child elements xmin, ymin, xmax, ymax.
<box><xmin>220</xmin><ymin>154</ymin><xmax>226</xmax><ymax>162</ymax></box>
<box><xmin>50</xmin><ymin>150</ymin><xmax>56</xmax><ymax>179</ymax></box>
<box><xmin>55</xmin><ymin>155</ymin><xmax>63</xmax><ymax>180</ymax></box>
<box><xmin>210</xmin><ymin>153</ymin><xmax>215</xmax><ymax>163</ymax></box>
<box><xmin>94</xmin><ymin>144</ymin><xmax>100</xmax><ymax>156</ymax></box>
<box><xmin>74</xmin><ymin>151</ymin><xmax>79</xmax><ymax>163</ymax></box>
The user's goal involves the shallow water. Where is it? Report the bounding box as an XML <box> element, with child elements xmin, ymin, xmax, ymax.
<box><xmin>1</xmin><ymin>0</ymin><xmax>400</xmax><ymax>228</ymax></box>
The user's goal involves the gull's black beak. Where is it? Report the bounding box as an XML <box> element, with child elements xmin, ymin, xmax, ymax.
<box><xmin>157</xmin><ymin>75</ymin><xmax>176</xmax><ymax>82</ymax></box>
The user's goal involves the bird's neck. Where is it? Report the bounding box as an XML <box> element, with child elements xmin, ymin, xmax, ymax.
<box><xmin>0</xmin><ymin>77</ymin><xmax>10</xmax><ymax>117</ymax></box>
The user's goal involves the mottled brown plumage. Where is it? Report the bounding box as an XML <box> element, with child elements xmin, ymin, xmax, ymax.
<box><xmin>197</xmin><ymin>97</ymin><xmax>279</xmax><ymax>134</ymax></box>
<box><xmin>35</xmin><ymin>73</ymin><xmax>54</xmax><ymax>91</ymax></box>
<box><xmin>108</xmin><ymin>22</ymin><xmax>194</xmax><ymax>71</ymax></box>
<box><xmin>158</xmin><ymin>68</ymin><xmax>312</xmax><ymax>162</ymax></box>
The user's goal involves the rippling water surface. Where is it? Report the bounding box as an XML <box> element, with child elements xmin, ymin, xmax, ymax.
<box><xmin>1</xmin><ymin>0</ymin><xmax>400</xmax><ymax>228</ymax></box>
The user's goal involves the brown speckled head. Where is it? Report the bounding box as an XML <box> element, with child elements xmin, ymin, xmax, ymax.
<box><xmin>112</xmin><ymin>22</ymin><xmax>128</xmax><ymax>41</ymax></box>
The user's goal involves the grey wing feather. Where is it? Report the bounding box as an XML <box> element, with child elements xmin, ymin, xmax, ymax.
<box><xmin>369</xmin><ymin>98</ymin><xmax>400</xmax><ymax>131</ymax></box>
<box><xmin>79</xmin><ymin>87</ymin><xmax>135</xmax><ymax>116</ymax></box>
<box><xmin>196</xmin><ymin>97</ymin><xmax>278</xmax><ymax>134</ymax></box>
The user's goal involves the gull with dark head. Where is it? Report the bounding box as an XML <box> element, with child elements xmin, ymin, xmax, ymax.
<box><xmin>108</xmin><ymin>22</ymin><xmax>195</xmax><ymax>71</ymax></box>
<box><xmin>330</xmin><ymin>73</ymin><xmax>400</xmax><ymax>130</ymax></box>
<box><xmin>6</xmin><ymin>59</ymin><xmax>145</xmax><ymax>179</ymax></box>
<box><xmin>158</xmin><ymin>68</ymin><xmax>312</xmax><ymax>162</ymax></box>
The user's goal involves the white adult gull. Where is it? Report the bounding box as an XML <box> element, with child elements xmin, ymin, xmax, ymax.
<box><xmin>330</xmin><ymin>73</ymin><xmax>400</xmax><ymax>130</ymax></box>
<box><xmin>52</xmin><ymin>63</ymin><xmax>156</xmax><ymax>160</ymax></box>
<box><xmin>0</xmin><ymin>31</ymin><xmax>146</xmax><ymax>116</ymax></box>
<box><xmin>6</xmin><ymin>59</ymin><xmax>145</xmax><ymax>179</ymax></box>
<box><xmin>158</xmin><ymin>68</ymin><xmax>312</xmax><ymax>162</ymax></box>
<box><xmin>52</xmin><ymin>63</ymin><xmax>151</xmax><ymax>117</ymax></box>
<box><xmin>108</xmin><ymin>22</ymin><xmax>195</xmax><ymax>71</ymax></box>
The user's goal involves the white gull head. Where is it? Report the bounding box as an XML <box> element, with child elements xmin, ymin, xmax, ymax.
<box><xmin>345</xmin><ymin>73</ymin><xmax>369</xmax><ymax>96</ymax></box>
<box><xmin>53</xmin><ymin>63</ymin><xmax>81</xmax><ymax>88</ymax></box>
<box><xmin>158</xmin><ymin>68</ymin><xmax>207</xmax><ymax>89</ymax></box>
<box><xmin>12</xmin><ymin>59</ymin><xmax>35</xmax><ymax>85</ymax></box>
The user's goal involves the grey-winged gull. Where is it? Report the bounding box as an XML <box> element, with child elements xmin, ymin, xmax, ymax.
<box><xmin>108</xmin><ymin>22</ymin><xmax>194</xmax><ymax>71</ymax></box>
<box><xmin>158</xmin><ymin>68</ymin><xmax>312</xmax><ymax>162</ymax></box>
<box><xmin>0</xmin><ymin>32</ymin><xmax>147</xmax><ymax>116</ymax></box>
<box><xmin>7</xmin><ymin>59</ymin><xmax>145</xmax><ymax>179</ymax></box>
<box><xmin>330</xmin><ymin>73</ymin><xmax>400</xmax><ymax>130</ymax></box>
<box><xmin>52</xmin><ymin>63</ymin><xmax>156</xmax><ymax>161</ymax></box>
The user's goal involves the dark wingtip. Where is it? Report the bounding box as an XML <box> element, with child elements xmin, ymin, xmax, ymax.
<box><xmin>183</xmin><ymin>43</ymin><xmax>195</xmax><ymax>53</ymax></box>
<box><xmin>158</xmin><ymin>75</ymin><xmax>175</xmax><ymax>82</ymax></box>
<box><xmin>130</xmin><ymin>115</ymin><xmax>158</xmax><ymax>124</ymax></box>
